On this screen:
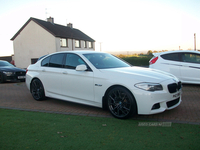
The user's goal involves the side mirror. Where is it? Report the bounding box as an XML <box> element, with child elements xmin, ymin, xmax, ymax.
<box><xmin>76</xmin><ymin>64</ymin><xmax>87</xmax><ymax>71</ymax></box>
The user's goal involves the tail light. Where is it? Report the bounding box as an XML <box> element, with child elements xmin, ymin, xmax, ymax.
<box><xmin>26</xmin><ymin>69</ymin><xmax>28</xmax><ymax>74</ymax></box>
<box><xmin>149</xmin><ymin>56</ymin><xmax>158</xmax><ymax>65</ymax></box>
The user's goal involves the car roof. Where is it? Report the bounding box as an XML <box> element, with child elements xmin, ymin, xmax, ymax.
<box><xmin>37</xmin><ymin>51</ymin><xmax>107</xmax><ymax>62</ymax></box>
<box><xmin>47</xmin><ymin>50</ymin><xmax>106</xmax><ymax>56</ymax></box>
<box><xmin>153</xmin><ymin>50</ymin><xmax>200</xmax><ymax>56</ymax></box>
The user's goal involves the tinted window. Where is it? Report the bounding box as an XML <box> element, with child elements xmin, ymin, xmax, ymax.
<box><xmin>65</xmin><ymin>54</ymin><xmax>86</xmax><ymax>69</ymax></box>
<box><xmin>84</xmin><ymin>53</ymin><xmax>131</xmax><ymax>69</ymax></box>
<box><xmin>161</xmin><ymin>53</ymin><xmax>180</xmax><ymax>61</ymax></box>
<box><xmin>0</xmin><ymin>61</ymin><xmax>14</xmax><ymax>67</ymax></box>
<box><xmin>49</xmin><ymin>54</ymin><xmax>65</xmax><ymax>68</ymax></box>
<box><xmin>182</xmin><ymin>53</ymin><xmax>200</xmax><ymax>64</ymax></box>
<box><xmin>41</xmin><ymin>57</ymin><xmax>50</xmax><ymax>66</ymax></box>
<box><xmin>38</xmin><ymin>55</ymin><xmax>47</xmax><ymax>62</ymax></box>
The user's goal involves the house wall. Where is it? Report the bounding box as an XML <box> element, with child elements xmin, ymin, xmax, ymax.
<box><xmin>13</xmin><ymin>20</ymin><xmax>56</xmax><ymax>68</ymax></box>
<box><xmin>13</xmin><ymin>20</ymin><xmax>95</xmax><ymax>68</ymax></box>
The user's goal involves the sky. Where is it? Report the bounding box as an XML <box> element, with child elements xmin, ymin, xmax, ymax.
<box><xmin>0</xmin><ymin>0</ymin><xmax>200</xmax><ymax>56</ymax></box>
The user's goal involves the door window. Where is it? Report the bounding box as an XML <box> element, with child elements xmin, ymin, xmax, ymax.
<box><xmin>161</xmin><ymin>53</ymin><xmax>181</xmax><ymax>61</ymax></box>
<box><xmin>41</xmin><ymin>56</ymin><xmax>50</xmax><ymax>66</ymax></box>
<box><xmin>41</xmin><ymin>54</ymin><xmax>65</xmax><ymax>68</ymax></box>
<box><xmin>49</xmin><ymin>54</ymin><xmax>65</xmax><ymax>68</ymax></box>
<box><xmin>182</xmin><ymin>53</ymin><xmax>200</xmax><ymax>64</ymax></box>
<box><xmin>65</xmin><ymin>54</ymin><xmax>86</xmax><ymax>69</ymax></box>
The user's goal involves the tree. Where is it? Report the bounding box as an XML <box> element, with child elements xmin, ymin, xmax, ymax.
<box><xmin>147</xmin><ymin>50</ymin><xmax>153</xmax><ymax>55</ymax></box>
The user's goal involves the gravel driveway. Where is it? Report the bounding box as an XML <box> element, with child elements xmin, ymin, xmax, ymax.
<box><xmin>0</xmin><ymin>82</ymin><xmax>199</xmax><ymax>124</ymax></box>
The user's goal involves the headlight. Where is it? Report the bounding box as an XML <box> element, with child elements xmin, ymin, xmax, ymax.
<box><xmin>135</xmin><ymin>82</ymin><xmax>163</xmax><ymax>92</ymax></box>
<box><xmin>3</xmin><ymin>71</ymin><xmax>13</xmax><ymax>76</ymax></box>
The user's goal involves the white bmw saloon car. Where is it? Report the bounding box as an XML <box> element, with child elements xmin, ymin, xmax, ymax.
<box><xmin>26</xmin><ymin>51</ymin><xmax>182</xmax><ymax>119</ymax></box>
<box><xmin>149</xmin><ymin>50</ymin><xmax>200</xmax><ymax>84</ymax></box>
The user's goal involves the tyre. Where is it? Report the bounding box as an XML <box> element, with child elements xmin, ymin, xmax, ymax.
<box><xmin>0</xmin><ymin>72</ymin><xmax>4</xmax><ymax>83</ymax></box>
<box><xmin>31</xmin><ymin>79</ymin><xmax>45</xmax><ymax>101</ymax></box>
<box><xmin>106</xmin><ymin>86</ymin><xmax>137</xmax><ymax>119</ymax></box>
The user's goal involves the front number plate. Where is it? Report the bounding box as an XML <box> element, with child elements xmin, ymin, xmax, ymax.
<box><xmin>18</xmin><ymin>76</ymin><xmax>25</xmax><ymax>79</ymax></box>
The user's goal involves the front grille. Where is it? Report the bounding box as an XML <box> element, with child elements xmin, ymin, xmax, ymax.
<box><xmin>6</xmin><ymin>76</ymin><xmax>16</xmax><ymax>80</ymax></box>
<box><xmin>16</xmin><ymin>71</ymin><xmax>26</xmax><ymax>76</ymax></box>
<box><xmin>168</xmin><ymin>81</ymin><xmax>182</xmax><ymax>93</ymax></box>
<box><xmin>167</xmin><ymin>98</ymin><xmax>180</xmax><ymax>108</ymax></box>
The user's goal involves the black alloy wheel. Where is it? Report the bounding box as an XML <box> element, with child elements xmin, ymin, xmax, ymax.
<box><xmin>107</xmin><ymin>87</ymin><xmax>137</xmax><ymax>119</ymax></box>
<box><xmin>31</xmin><ymin>79</ymin><xmax>45</xmax><ymax>101</ymax></box>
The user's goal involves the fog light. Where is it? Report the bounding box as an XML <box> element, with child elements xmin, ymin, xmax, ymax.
<box><xmin>152</xmin><ymin>103</ymin><xmax>160</xmax><ymax>110</ymax></box>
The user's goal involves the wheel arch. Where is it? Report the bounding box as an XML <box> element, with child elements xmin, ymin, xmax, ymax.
<box><xmin>102</xmin><ymin>84</ymin><xmax>138</xmax><ymax>114</ymax></box>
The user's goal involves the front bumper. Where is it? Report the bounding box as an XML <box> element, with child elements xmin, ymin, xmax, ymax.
<box><xmin>133</xmin><ymin>80</ymin><xmax>182</xmax><ymax>115</ymax></box>
<box><xmin>3</xmin><ymin>72</ymin><xmax>26</xmax><ymax>82</ymax></box>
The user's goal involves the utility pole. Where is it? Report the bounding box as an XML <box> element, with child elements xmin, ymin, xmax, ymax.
<box><xmin>194</xmin><ymin>33</ymin><xmax>196</xmax><ymax>51</ymax></box>
<box><xmin>99</xmin><ymin>42</ymin><xmax>102</xmax><ymax>51</ymax></box>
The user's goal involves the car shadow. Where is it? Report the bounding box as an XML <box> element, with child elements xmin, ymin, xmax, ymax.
<box><xmin>0</xmin><ymin>80</ymin><xmax>25</xmax><ymax>84</ymax></box>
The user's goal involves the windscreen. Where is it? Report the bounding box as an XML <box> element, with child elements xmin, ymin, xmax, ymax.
<box><xmin>0</xmin><ymin>61</ymin><xmax>14</xmax><ymax>67</ymax></box>
<box><xmin>83</xmin><ymin>53</ymin><xmax>131</xmax><ymax>69</ymax></box>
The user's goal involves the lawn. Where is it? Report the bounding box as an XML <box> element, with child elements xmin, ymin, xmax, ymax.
<box><xmin>0</xmin><ymin>109</ymin><xmax>199</xmax><ymax>150</ymax></box>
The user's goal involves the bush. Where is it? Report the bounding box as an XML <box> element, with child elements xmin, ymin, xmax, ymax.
<box><xmin>121</xmin><ymin>56</ymin><xmax>151</xmax><ymax>66</ymax></box>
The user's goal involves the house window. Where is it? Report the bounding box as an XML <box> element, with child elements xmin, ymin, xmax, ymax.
<box><xmin>60</xmin><ymin>38</ymin><xmax>68</xmax><ymax>47</ymax></box>
<box><xmin>31</xmin><ymin>58</ymin><xmax>38</xmax><ymax>64</ymax></box>
<box><xmin>75</xmin><ymin>40</ymin><xmax>81</xmax><ymax>48</ymax></box>
<box><xmin>89</xmin><ymin>42</ymin><xmax>93</xmax><ymax>48</ymax></box>
<box><xmin>84</xmin><ymin>41</ymin><xmax>87</xmax><ymax>48</ymax></box>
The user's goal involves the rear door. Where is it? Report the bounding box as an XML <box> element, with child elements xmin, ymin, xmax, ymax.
<box><xmin>40</xmin><ymin>53</ymin><xmax>65</xmax><ymax>95</ymax></box>
<box><xmin>180</xmin><ymin>52</ymin><xmax>200</xmax><ymax>83</ymax></box>
<box><xmin>159</xmin><ymin>53</ymin><xmax>181</xmax><ymax>79</ymax></box>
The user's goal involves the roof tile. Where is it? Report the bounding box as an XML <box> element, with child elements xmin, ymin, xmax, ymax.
<box><xmin>11</xmin><ymin>17</ymin><xmax>95</xmax><ymax>42</ymax></box>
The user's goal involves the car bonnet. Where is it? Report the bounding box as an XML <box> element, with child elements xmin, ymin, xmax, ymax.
<box><xmin>0</xmin><ymin>66</ymin><xmax>25</xmax><ymax>72</ymax></box>
<box><xmin>99</xmin><ymin>66</ymin><xmax>179</xmax><ymax>83</ymax></box>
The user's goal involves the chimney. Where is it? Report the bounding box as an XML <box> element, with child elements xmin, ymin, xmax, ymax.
<box><xmin>47</xmin><ymin>17</ymin><xmax>54</xmax><ymax>24</ymax></box>
<box><xmin>67</xmin><ymin>23</ymin><xmax>73</xmax><ymax>28</ymax></box>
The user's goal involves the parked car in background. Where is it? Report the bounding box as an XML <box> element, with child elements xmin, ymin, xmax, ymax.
<box><xmin>149</xmin><ymin>50</ymin><xmax>200</xmax><ymax>84</ymax></box>
<box><xmin>0</xmin><ymin>60</ymin><xmax>26</xmax><ymax>83</ymax></box>
<box><xmin>26</xmin><ymin>51</ymin><xmax>182</xmax><ymax>119</ymax></box>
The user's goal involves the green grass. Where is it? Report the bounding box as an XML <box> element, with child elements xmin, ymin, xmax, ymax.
<box><xmin>0</xmin><ymin>109</ymin><xmax>200</xmax><ymax>150</ymax></box>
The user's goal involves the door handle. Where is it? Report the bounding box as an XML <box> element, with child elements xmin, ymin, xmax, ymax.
<box><xmin>42</xmin><ymin>69</ymin><xmax>45</xmax><ymax>72</ymax></box>
<box><xmin>63</xmin><ymin>71</ymin><xmax>68</xmax><ymax>74</ymax></box>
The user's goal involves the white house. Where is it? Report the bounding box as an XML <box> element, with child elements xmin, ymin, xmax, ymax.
<box><xmin>11</xmin><ymin>17</ymin><xmax>95</xmax><ymax>68</ymax></box>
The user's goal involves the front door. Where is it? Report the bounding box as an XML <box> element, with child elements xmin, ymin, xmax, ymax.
<box><xmin>60</xmin><ymin>53</ymin><xmax>94</xmax><ymax>102</ymax></box>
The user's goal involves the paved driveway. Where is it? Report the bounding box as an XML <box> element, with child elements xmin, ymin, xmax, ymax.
<box><xmin>0</xmin><ymin>82</ymin><xmax>200</xmax><ymax>124</ymax></box>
